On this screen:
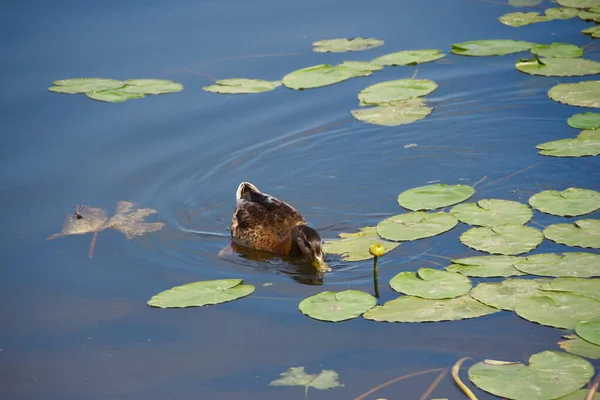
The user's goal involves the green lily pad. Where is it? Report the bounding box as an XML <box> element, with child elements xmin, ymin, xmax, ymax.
<box><xmin>510</xmin><ymin>0</ymin><xmax>541</xmax><ymax>6</ymax></box>
<box><xmin>203</xmin><ymin>78</ymin><xmax>281</xmax><ymax>94</ymax></box>
<box><xmin>397</xmin><ymin>184</ymin><xmax>475</xmax><ymax>211</ymax></box>
<box><xmin>558</xmin><ymin>389</ymin><xmax>599</xmax><ymax>400</ymax></box>
<box><xmin>559</xmin><ymin>334</ymin><xmax>600</xmax><ymax>360</ymax></box>
<box><xmin>86</xmin><ymin>90</ymin><xmax>146</xmax><ymax>103</ymax></box>
<box><xmin>450</xmin><ymin>199</ymin><xmax>532</xmax><ymax>227</ymax></box>
<box><xmin>446</xmin><ymin>255</ymin><xmax>525</xmax><ymax>277</ymax></box>
<box><xmin>460</xmin><ymin>225</ymin><xmax>543</xmax><ymax>255</ymax></box>
<box><xmin>499</xmin><ymin>12</ymin><xmax>550</xmax><ymax>27</ymax></box>
<box><xmin>544</xmin><ymin>219</ymin><xmax>600</xmax><ymax>249</ymax></box>
<box><xmin>537</xmin><ymin>130</ymin><xmax>600</xmax><ymax>157</ymax></box>
<box><xmin>48</xmin><ymin>78</ymin><xmax>125</xmax><ymax>94</ymax></box>
<box><xmin>376</xmin><ymin>212</ymin><xmax>458</xmax><ymax>242</ymax></box>
<box><xmin>576</xmin><ymin>321</ymin><xmax>600</xmax><ymax>345</ymax></box>
<box><xmin>282</xmin><ymin>64</ymin><xmax>356</xmax><ymax>90</ymax></box>
<box><xmin>358</xmin><ymin>79</ymin><xmax>438</xmax><ymax>105</ymax></box>
<box><xmin>557</xmin><ymin>0</ymin><xmax>600</xmax><ymax>6</ymax></box>
<box><xmin>545</xmin><ymin>7</ymin><xmax>580</xmax><ymax>19</ymax></box>
<box><xmin>147</xmin><ymin>279</ymin><xmax>255</xmax><ymax>308</ymax></box>
<box><xmin>468</xmin><ymin>351</ymin><xmax>594</xmax><ymax>400</ymax></box>
<box><xmin>338</xmin><ymin>61</ymin><xmax>383</xmax><ymax>75</ymax></box>
<box><xmin>363</xmin><ymin>294</ymin><xmax>498</xmax><ymax>322</ymax></box>
<box><xmin>515</xmin><ymin>292</ymin><xmax>600</xmax><ymax>329</ymax></box>
<box><xmin>269</xmin><ymin>367</ymin><xmax>344</xmax><ymax>392</ymax></box>
<box><xmin>451</xmin><ymin>40</ymin><xmax>534</xmax><ymax>57</ymax></box>
<box><xmin>470</xmin><ymin>278</ymin><xmax>549</xmax><ymax>310</ymax></box>
<box><xmin>549</xmin><ymin>81</ymin><xmax>600</xmax><ymax>108</ymax></box>
<box><xmin>514</xmin><ymin>253</ymin><xmax>600</xmax><ymax>277</ymax></box>
<box><xmin>582</xmin><ymin>25</ymin><xmax>600</xmax><ymax>38</ymax></box>
<box><xmin>298</xmin><ymin>290</ymin><xmax>377</xmax><ymax>322</ymax></box>
<box><xmin>579</xmin><ymin>9</ymin><xmax>600</xmax><ymax>21</ymax></box>
<box><xmin>568</xmin><ymin>112</ymin><xmax>600</xmax><ymax>129</ymax></box>
<box><xmin>121</xmin><ymin>79</ymin><xmax>183</xmax><ymax>94</ymax></box>
<box><xmin>323</xmin><ymin>226</ymin><xmax>400</xmax><ymax>261</ymax></box>
<box><xmin>351</xmin><ymin>98</ymin><xmax>433</xmax><ymax>126</ymax></box>
<box><xmin>312</xmin><ymin>37</ymin><xmax>384</xmax><ymax>53</ymax></box>
<box><xmin>389</xmin><ymin>268</ymin><xmax>472</xmax><ymax>299</ymax></box>
<box><xmin>516</xmin><ymin>57</ymin><xmax>600</xmax><ymax>77</ymax></box>
<box><xmin>531</xmin><ymin>43</ymin><xmax>583</xmax><ymax>58</ymax></box>
<box><xmin>541</xmin><ymin>277</ymin><xmax>600</xmax><ymax>300</ymax></box>
<box><xmin>529</xmin><ymin>188</ymin><xmax>600</xmax><ymax>217</ymax></box>
<box><xmin>372</xmin><ymin>49</ymin><xmax>445</xmax><ymax>66</ymax></box>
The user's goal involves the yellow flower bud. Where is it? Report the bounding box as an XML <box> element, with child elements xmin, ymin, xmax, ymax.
<box><xmin>369</xmin><ymin>243</ymin><xmax>385</xmax><ymax>257</ymax></box>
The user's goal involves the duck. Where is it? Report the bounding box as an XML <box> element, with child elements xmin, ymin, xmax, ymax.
<box><xmin>230</xmin><ymin>182</ymin><xmax>330</xmax><ymax>272</ymax></box>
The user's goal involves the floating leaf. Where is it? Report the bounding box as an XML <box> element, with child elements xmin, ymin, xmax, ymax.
<box><xmin>469</xmin><ymin>278</ymin><xmax>549</xmax><ymax>310</ymax></box>
<box><xmin>557</xmin><ymin>0</ymin><xmax>600</xmax><ymax>6</ymax></box>
<box><xmin>364</xmin><ymin>295</ymin><xmax>498</xmax><ymax>322</ymax></box>
<box><xmin>568</xmin><ymin>112</ymin><xmax>600</xmax><ymax>129</ymax></box>
<box><xmin>451</xmin><ymin>40</ymin><xmax>534</xmax><ymax>56</ymax></box>
<box><xmin>372</xmin><ymin>49</ymin><xmax>445</xmax><ymax>66</ymax></box>
<box><xmin>269</xmin><ymin>367</ymin><xmax>344</xmax><ymax>394</ymax></box>
<box><xmin>147</xmin><ymin>279</ymin><xmax>255</xmax><ymax>308</ymax></box>
<box><xmin>544</xmin><ymin>219</ymin><xmax>600</xmax><ymax>248</ymax></box>
<box><xmin>559</xmin><ymin>334</ymin><xmax>600</xmax><ymax>359</ymax></box>
<box><xmin>358</xmin><ymin>79</ymin><xmax>438</xmax><ymax>105</ymax></box>
<box><xmin>576</xmin><ymin>321</ymin><xmax>600</xmax><ymax>345</ymax></box>
<box><xmin>499</xmin><ymin>12</ymin><xmax>549</xmax><ymax>27</ymax></box>
<box><xmin>450</xmin><ymin>199</ymin><xmax>532</xmax><ymax>227</ymax></box>
<box><xmin>548</xmin><ymin>81</ymin><xmax>600</xmax><ymax>108</ymax></box>
<box><xmin>582</xmin><ymin>25</ymin><xmax>600</xmax><ymax>38</ymax></box>
<box><xmin>558</xmin><ymin>390</ymin><xmax>599</xmax><ymax>400</ymax></box>
<box><xmin>339</xmin><ymin>61</ymin><xmax>383</xmax><ymax>75</ymax></box>
<box><xmin>390</xmin><ymin>268</ymin><xmax>472</xmax><ymax>299</ymax></box>
<box><xmin>312</xmin><ymin>37</ymin><xmax>384</xmax><ymax>53</ymax></box>
<box><xmin>323</xmin><ymin>226</ymin><xmax>400</xmax><ymax>261</ymax></box>
<box><xmin>541</xmin><ymin>277</ymin><xmax>600</xmax><ymax>300</ymax></box>
<box><xmin>121</xmin><ymin>79</ymin><xmax>183</xmax><ymax>94</ymax></box>
<box><xmin>468</xmin><ymin>351</ymin><xmax>594</xmax><ymax>400</ymax></box>
<box><xmin>537</xmin><ymin>129</ymin><xmax>600</xmax><ymax>157</ymax></box>
<box><xmin>509</xmin><ymin>0</ymin><xmax>541</xmax><ymax>6</ymax></box>
<box><xmin>545</xmin><ymin>7</ymin><xmax>580</xmax><ymax>19</ymax></box>
<box><xmin>203</xmin><ymin>78</ymin><xmax>281</xmax><ymax>94</ymax></box>
<box><xmin>446</xmin><ymin>255</ymin><xmax>525</xmax><ymax>277</ymax></box>
<box><xmin>515</xmin><ymin>292</ymin><xmax>600</xmax><ymax>329</ymax></box>
<box><xmin>398</xmin><ymin>184</ymin><xmax>475</xmax><ymax>211</ymax></box>
<box><xmin>282</xmin><ymin>64</ymin><xmax>356</xmax><ymax>90</ymax></box>
<box><xmin>529</xmin><ymin>188</ymin><xmax>600</xmax><ymax>216</ymax></box>
<box><xmin>579</xmin><ymin>9</ymin><xmax>600</xmax><ymax>21</ymax></box>
<box><xmin>376</xmin><ymin>212</ymin><xmax>458</xmax><ymax>242</ymax></box>
<box><xmin>351</xmin><ymin>98</ymin><xmax>433</xmax><ymax>126</ymax></box>
<box><xmin>460</xmin><ymin>225</ymin><xmax>543</xmax><ymax>255</ymax></box>
<box><xmin>531</xmin><ymin>43</ymin><xmax>583</xmax><ymax>58</ymax></box>
<box><xmin>516</xmin><ymin>57</ymin><xmax>600</xmax><ymax>76</ymax></box>
<box><xmin>514</xmin><ymin>253</ymin><xmax>600</xmax><ymax>277</ymax></box>
<box><xmin>298</xmin><ymin>290</ymin><xmax>377</xmax><ymax>322</ymax></box>
<box><xmin>86</xmin><ymin>90</ymin><xmax>146</xmax><ymax>103</ymax></box>
<box><xmin>48</xmin><ymin>78</ymin><xmax>125</xmax><ymax>94</ymax></box>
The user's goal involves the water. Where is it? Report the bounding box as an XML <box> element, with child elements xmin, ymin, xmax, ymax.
<box><xmin>2</xmin><ymin>0</ymin><xmax>600</xmax><ymax>399</ymax></box>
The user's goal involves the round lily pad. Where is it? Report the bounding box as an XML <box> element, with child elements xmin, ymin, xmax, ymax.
<box><xmin>557</xmin><ymin>0</ymin><xmax>600</xmax><ymax>6</ymax></box>
<box><xmin>312</xmin><ymin>37</ymin><xmax>384</xmax><ymax>53</ymax></box>
<box><xmin>537</xmin><ymin>130</ymin><xmax>600</xmax><ymax>157</ymax></box>
<box><xmin>544</xmin><ymin>219</ymin><xmax>600</xmax><ymax>248</ymax></box>
<box><xmin>147</xmin><ymin>279</ymin><xmax>255</xmax><ymax>308</ymax></box>
<box><xmin>203</xmin><ymin>78</ymin><xmax>281</xmax><ymax>94</ymax></box>
<box><xmin>398</xmin><ymin>184</ymin><xmax>475</xmax><ymax>211</ymax></box>
<box><xmin>446</xmin><ymin>255</ymin><xmax>524</xmax><ymax>277</ymax></box>
<box><xmin>121</xmin><ymin>79</ymin><xmax>183</xmax><ymax>94</ymax></box>
<box><xmin>323</xmin><ymin>226</ymin><xmax>400</xmax><ymax>261</ymax></box>
<box><xmin>298</xmin><ymin>290</ymin><xmax>377</xmax><ymax>322</ymax></box>
<box><xmin>559</xmin><ymin>335</ymin><xmax>600</xmax><ymax>360</ymax></box>
<box><xmin>48</xmin><ymin>78</ymin><xmax>126</xmax><ymax>94</ymax></box>
<box><xmin>282</xmin><ymin>64</ymin><xmax>356</xmax><ymax>90</ymax></box>
<box><xmin>531</xmin><ymin>43</ymin><xmax>583</xmax><ymax>58</ymax></box>
<box><xmin>515</xmin><ymin>292</ymin><xmax>600</xmax><ymax>329</ymax></box>
<box><xmin>376</xmin><ymin>212</ymin><xmax>458</xmax><ymax>242</ymax></box>
<box><xmin>568</xmin><ymin>113</ymin><xmax>600</xmax><ymax>129</ymax></box>
<box><xmin>468</xmin><ymin>351</ymin><xmax>594</xmax><ymax>400</ymax></box>
<box><xmin>582</xmin><ymin>25</ymin><xmax>600</xmax><ymax>38</ymax></box>
<box><xmin>451</xmin><ymin>40</ymin><xmax>534</xmax><ymax>56</ymax></box>
<box><xmin>541</xmin><ymin>277</ymin><xmax>600</xmax><ymax>300</ymax></box>
<box><xmin>516</xmin><ymin>57</ymin><xmax>600</xmax><ymax>77</ymax></box>
<box><xmin>460</xmin><ymin>225</ymin><xmax>543</xmax><ymax>255</ymax></box>
<box><xmin>338</xmin><ymin>61</ymin><xmax>383</xmax><ymax>75</ymax></box>
<box><xmin>450</xmin><ymin>199</ymin><xmax>532</xmax><ymax>227</ymax></box>
<box><xmin>358</xmin><ymin>79</ymin><xmax>438</xmax><ymax>105</ymax></box>
<box><xmin>529</xmin><ymin>188</ymin><xmax>600</xmax><ymax>217</ymax></box>
<box><xmin>514</xmin><ymin>252</ymin><xmax>600</xmax><ymax>277</ymax></box>
<box><xmin>372</xmin><ymin>49</ymin><xmax>445</xmax><ymax>66</ymax></box>
<box><xmin>470</xmin><ymin>278</ymin><xmax>549</xmax><ymax>311</ymax></box>
<box><xmin>86</xmin><ymin>90</ymin><xmax>145</xmax><ymax>103</ymax></box>
<box><xmin>389</xmin><ymin>268</ymin><xmax>472</xmax><ymax>299</ymax></box>
<box><xmin>548</xmin><ymin>81</ymin><xmax>600</xmax><ymax>108</ymax></box>
<box><xmin>363</xmin><ymin>295</ymin><xmax>498</xmax><ymax>322</ymax></box>
<box><xmin>499</xmin><ymin>12</ymin><xmax>549</xmax><ymax>27</ymax></box>
<box><xmin>576</xmin><ymin>321</ymin><xmax>600</xmax><ymax>345</ymax></box>
<box><xmin>351</xmin><ymin>98</ymin><xmax>433</xmax><ymax>126</ymax></box>
<box><xmin>545</xmin><ymin>7</ymin><xmax>580</xmax><ymax>19</ymax></box>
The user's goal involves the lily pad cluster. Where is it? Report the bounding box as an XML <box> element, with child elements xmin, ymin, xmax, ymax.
<box><xmin>48</xmin><ymin>78</ymin><xmax>183</xmax><ymax>102</ymax></box>
<box><xmin>499</xmin><ymin>8</ymin><xmax>578</xmax><ymax>27</ymax></box>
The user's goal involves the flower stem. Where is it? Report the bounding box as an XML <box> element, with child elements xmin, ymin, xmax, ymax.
<box><xmin>373</xmin><ymin>255</ymin><xmax>380</xmax><ymax>298</ymax></box>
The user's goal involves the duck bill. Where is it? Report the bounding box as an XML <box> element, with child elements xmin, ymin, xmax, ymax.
<box><xmin>312</xmin><ymin>254</ymin><xmax>331</xmax><ymax>272</ymax></box>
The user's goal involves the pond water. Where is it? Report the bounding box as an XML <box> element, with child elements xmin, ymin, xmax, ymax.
<box><xmin>2</xmin><ymin>0</ymin><xmax>600</xmax><ymax>399</ymax></box>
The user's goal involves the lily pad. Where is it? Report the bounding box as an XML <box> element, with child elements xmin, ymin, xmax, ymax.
<box><xmin>548</xmin><ymin>81</ymin><xmax>600</xmax><ymax>108</ymax></box>
<box><xmin>376</xmin><ymin>212</ymin><xmax>458</xmax><ymax>242</ymax></box>
<box><xmin>203</xmin><ymin>78</ymin><xmax>281</xmax><ymax>94</ymax></box>
<box><xmin>460</xmin><ymin>225</ymin><xmax>543</xmax><ymax>255</ymax></box>
<box><xmin>499</xmin><ymin>12</ymin><xmax>549</xmax><ymax>27</ymax></box>
<box><xmin>510</xmin><ymin>0</ymin><xmax>541</xmax><ymax>6</ymax></box>
<box><xmin>323</xmin><ymin>226</ymin><xmax>399</xmax><ymax>261</ymax></box>
<box><xmin>557</xmin><ymin>0</ymin><xmax>600</xmax><ymax>6</ymax></box>
<box><xmin>282</xmin><ymin>64</ymin><xmax>356</xmax><ymax>90</ymax></box>
<box><xmin>451</xmin><ymin>40</ymin><xmax>534</xmax><ymax>57</ymax></box>
<box><xmin>559</xmin><ymin>334</ymin><xmax>600</xmax><ymax>359</ymax></box>
<box><xmin>579</xmin><ymin>9</ymin><xmax>600</xmax><ymax>21</ymax></box>
<box><xmin>298</xmin><ymin>290</ymin><xmax>376</xmax><ymax>322</ymax></box>
<box><xmin>358</xmin><ymin>79</ymin><xmax>438</xmax><ymax>105</ymax></box>
<box><xmin>468</xmin><ymin>351</ymin><xmax>594</xmax><ymax>400</ymax></box>
<box><xmin>529</xmin><ymin>188</ymin><xmax>600</xmax><ymax>217</ymax></box>
<box><xmin>339</xmin><ymin>61</ymin><xmax>383</xmax><ymax>75</ymax></box>
<box><xmin>269</xmin><ymin>367</ymin><xmax>344</xmax><ymax>392</ymax></box>
<box><xmin>516</xmin><ymin>57</ymin><xmax>600</xmax><ymax>77</ymax></box>
<box><xmin>544</xmin><ymin>219</ymin><xmax>600</xmax><ymax>248</ymax></box>
<box><xmin>568</xmin><ymin>112</ymin><xmax>600</xmax><ymax>129</ymax></box>
<box><xmin>450</xmin><ymin>199</ymin><xmax>532</xmax><ymax>227</ymax></box>
<box><xmin>363</xmin><ymin>294</ymin><xmax>498</xmax><ymax>322</ymax></box>
<box><xmin>514</xmin><ymin>253</ymin><xmax>600</xmax><ymax>277</ymax></box>
<box><xmin>121</xmin><ymin>79</ymin><xmax>183</xmax><ymax>94</ymax></box>
<box><xmin>48</xmin><ymin>78</ymin><xmax>125</xmax><ymax>94</ymax></box>
<box><xmin>514</xmin><ymin>291</ymin><xmax>600</xmax><ymax>329</ymax></box>
<box><xmin>351</xmin><ymin>98</ymin><xmax>433</xmax><ymax>126</ymax></box>
<box><xmin>312</xmin><ymin>37</ymin><xmax>384</xmax><ymax>53</ymax></box>
<box><xmin>446</xmin><ymin>255</ymin><xmax>525</xmax><ymax>277</ymax></box>
<box><xmin>389</xmin><ymin>268</ymin><xmax>472</xmax><ymax>299</ymax></box>
<box><xmin>398</xmin><ymin>184</ymin><xmax>475</xmax><ymax>211</ymax></box>
<box><xmin>470</xmin><ymin>278</ymin><xmax>549</xmax><ymax>311</ymax></box>
<box><xmin>582</xmin><ymin>25</ymin><xmax>600</xmax><ymax>38</ymax></box>
<box><xmin>86</xmin><ymin>90</ymin><xmax>146</xmax><ymax>103</ymax></box>
<box><xmin>545</xmin><ymin>7</ymin><xmax>580</xmax><ymax>19</ymax></box>
<box><xmin>531</xmin><ymin>43</ymin><xmax>583</xmax><ymax>58</ymax></box>
<box><xmin>372</xmin><ymin>49</ymin><xmax>445</xmax><ymax>66</ymax></box>
<box><xmin>541</xmin><ymin>277</ymin><xmax>600</xmax><ymax>300</ymax></box>
<box><xmin>537</xmin><ymin>129</ymin><xmax>600</xmax><ymax>157</ymax></box>
<box><xmin>147</xmin><ymin>279</ymin><xmax>255</xmax><ymax>308</ymax></box>
<box><xmin>576</xmin><ymin>320</ymin><xmax>600</xmax><ymax>345</ymax></box>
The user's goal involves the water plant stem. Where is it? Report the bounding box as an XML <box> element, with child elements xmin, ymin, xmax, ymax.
<box><xmin>452</xmin><ymin>357</ymin><xmax>478</xmax><ymax>400</ymax></box>
<box><xmin>354</xmin><ymin>368</ymin><xmax>445</xmax><ymax>400</ymax></box>
<box><xmin>88</xmin><ymin>231</ymin><xmax>98</xmax><ymax>258</ymax></box>
<box><xmin>419</xmin><ymin>368</ymin><xmax>449</xmax><ymax>400</ymax></box>
<box><xmin>373</xmin><ymin>255</ymin><xmax>380</xmax><ymax>298</ymax></box>
<box><xmin>587</xmin><ymin>371</ymin><xmax>600</xmax><ymax>400</ymax></box>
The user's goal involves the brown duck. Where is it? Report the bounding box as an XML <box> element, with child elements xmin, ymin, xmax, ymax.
<box><xmin>230</xmin><ymin>182</ymin><xmax>330</xmax><ymax>271</ymax></box>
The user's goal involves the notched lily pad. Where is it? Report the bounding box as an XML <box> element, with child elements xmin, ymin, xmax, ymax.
<box><xmin>351</xmin><ymin>98</ymin><xmax>433</xmax><ymax>126</ymax></box>
<box><xmin>531</xmin><ymin>43</ymin><xmax>583</xmax><ymax>58</ymax></box>
<box><xmin>544</xmin><ymin>219</ymin><xmax>600</xmax><ymax>248</ymax></box>
<box><xmin>389</xmin><ymin>268</ymin><xmax>472</xmax><ymax>299</ymax></box>
<box><xmin>372</xmin><ymin>49</ymin><xmax>445</xmax><ymax>66</ymax></box>
<box><xmin>514</xmin><ymin>252</ymin><xmax>600</xmax><ymax>277</ymax></box>
<box><xmin>86</xmin><ymin>90</ymin><xmax>145</xmax><ymax>103</ymax></box>
<box><xmin>516</xmin><ymin>57</ymin><xmax>600</xmax><ymax>77</ymax></box>
<box><xmin>398</xmin><ymin>184</ymin><xmax>475</xmax><ymax>211</ymax></box>
<box><xmin>48</xmin><ymin>78</ymin><xmax>126</xmax><ymax>94</ymax></box>
<box><xmin>323</xmin><ymin>226</ymin><xmax>400</xmax><ymax>261</ymax></box>
<box><xmin>537</xmin><ymin>130</ymin><xmax>600</xmax><ymax>157</ymax></box>
<box><xmin>147</xmin><ymin>279</ymin><xmax>255</xmax><ymax>308</ymax></box>
<box><xmin>450</xmin><ymin>199</ymin><xmax>532</xmax><ymax>227</ymax></box>
<box><xmin>549</xmin><ymin>81</ymin><xmax>600</xmax><ymax>108</ymax></box>
<box><xmin>203</xmin><ymin>78</ymin><xmax>281</xmax><ymax>94</ymax></box>
<box><xmin>376</xmin><ymin>212</ymin><xmax>458</xmax><ymax>242</ymax></box>
<box><xmin>358</xmin><ymin>79</ymin><xmax>438</xmax><ymax>105</ymax></box>
<box><xmin>529</xmin><ymin>188</ymin><xmax>600</xmax><ymax>216</ymax></box>
<box><xmin>499</xmin><ymin>12</ymin><xmax>550</xmax><ymax>27</ymax></box>
<box><xmin>269</xmin><ymin>366</ymin><xmax>344</xmax><ymax>393</ymax></box>
<box><xmin>460</xmin><ymin>225</ymin><xmax>543</xmax><ymax>255</ymax></box>
<box><xmin>515</xmin><ymin>291</ymin><xmax>600</xmax><ymax>329</ymax></box>
<box><xmin>470</xmin><ymin>278</ymin><xmax>549</xmax><ymax>310</ymax></box>
<box><xmin>298</xmin><ymin>290</ymin><xmax>377</xmax><ymax>322</ymax></box>
<box><xmin>312</xmin><ymin>37</ymin><xmax>384</xmax><ymax>53</ymax></box>
<box><xmin>582</xmin><ymin>25</ymin><xmax>600</xmax><ymax>38</ymax></box>
<box><xmin>559</xmin><ymin>334</ymin><xmax>600</xmax><ymax>360</ymax></box>
<box><xmin>446</xmin><ymin>255</ymin><xmax>524</xmax><ymax>277</ymax></box>
<box><xmin>451</xmin><ymin>40</ymin><xmax>534</xmax><ymax>57</ymax></box>
<box><xmin>568</xmin><ymin>112</ymin><xmax>600</xmax><ymax>129</ymax></box>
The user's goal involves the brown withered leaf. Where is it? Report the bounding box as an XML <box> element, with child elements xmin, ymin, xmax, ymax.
<box><xmin>48</xmin><ymin>201</ymin><xmax>164</xmax><ymax>257</ymax></box>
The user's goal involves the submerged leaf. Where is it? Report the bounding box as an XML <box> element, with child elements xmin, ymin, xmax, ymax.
<box><xmin>531</xmin><ymin>43</ymin><xmax>583</xmax><ymax>58</ymax></box>
<box><xmin>372</xmin><ymin>49</ymin><xmax>445</xmax><ymax>66</ymax></box>
<box><xmin>541</xmin><ymin>277</ymin><xmax>600</xmax><ymax>300</ymax></box>
<box><xmin>450</xmin><ymin>199</ymin><xmax>532</xmax><ymax>227</ymax></box>
<box><xmin>470</xmin><ymin>278</ymin><xmax>549</xmax><ymax>310</ymax></box>
<box><xmin>121</xmin><ymin>79</ymin><xmax>183</xmax><ymax>94</ymax></box>
<box><xmin>203</xmin><ymin>78</ymin><xmax>281</xmax><ymax>94</ymax></box>
<box><xmin>548</xmin><ymin>81</ymin><xmax>600</xmax><ymax>108</ymax></box>
<box><xmin>451</xmin><ymin>40</ymin><xmax>533</xmax><ymax>56</ymax></box>
<box><xmin>537</xmin><ymin>129</ymin><xmax>600</xmax><ymax>157</ymax></box>
<box><xmin>515</xmin><ymin>292</ymin><xmax>600</xmax><ymax>329</ymax></box>
<box><xmin>398</xmin><ymin>184</ymin><xmax>475</xmax><ymax>211</ymax></box>
<box><xmin>516</xmin><ymin>57</ymin><xmax>600</xmax><ymax>76</ymax></box>
<box><xmin>86</xmin><ymin>90</ymin><xmax>146</xmax><ymax>103</ymax></box>
<box><xmin>446</xmin><ymin>255</ymin><xmax>524</xmax><ymax>277</ymax></box>
<box><xmin>568</xmin><ymin>112</ymin><xmax>600</xmax><ymax>129</ymax></box>
<box><xmin>351</xmin><ymin>98</ymin><xmax>433</xmax><ymax>126</ymax></box>
<box><xmin>544</xmin><ymin>219</ymin><xmax>600</xmax><ymax>248</ymax></box>
<box><xmin>390</xmin><ymin>268</ymin><xmax>472</xmax><ymax>299</ymax></box>
<box><xmin>298</xmin><ymin>290</ymin><xmax>377</xmax><ymax>322</ymax></box>
<box><xmin>269</xmin><ymin>367</ymin><xmax>344</xmax><ymax>390</ymax></box>
<box><xmin>48</xmin><ymin>78</ymin><xmax>125</xmax><ymax>94</ymax></box>
<box><xmin>499</xmin><ymin>12</ymin><xmax>550</xmax><ymax>27</ymax></box>
<box><xmin>514</xmin><ymin>252</ymin><xmax>600</xmax><ymax>277</ymax></box>
<box><xmin>312</xmin><ymin>37</ymin><xmax>384</xmax><ymax>53</ymax></box>
<box><xmin>376</xmin><ymin>212</ymin><xmax>458</xmax><ymax>242</ymax></box>
<box><xmin>323</xmin><ymin>226</ymin><xmax>399</xmax><ymax>261</ymax></box>
<box><xmin>559</xmin><ymin>335</ymin><xmax>600</xmax><ymax>359</ymax></box>
<box><xmin>147</xmin><ymin>279</ymin><xmax>255</xmax><ymax>308</ymax></box>
<box><xmin>529</xmin><ymin>188</ymin><xmax>600</xmax><ymax>216</ymax></box>
<box><xmin>358</xmin><ymin>79</ymin><xmax>438</xmax><ymax>105</ymax></box>
<box><xmin>460</xmin><ymin>225</ymin><xmax>543</xmax><ymax>255</ymax></box>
